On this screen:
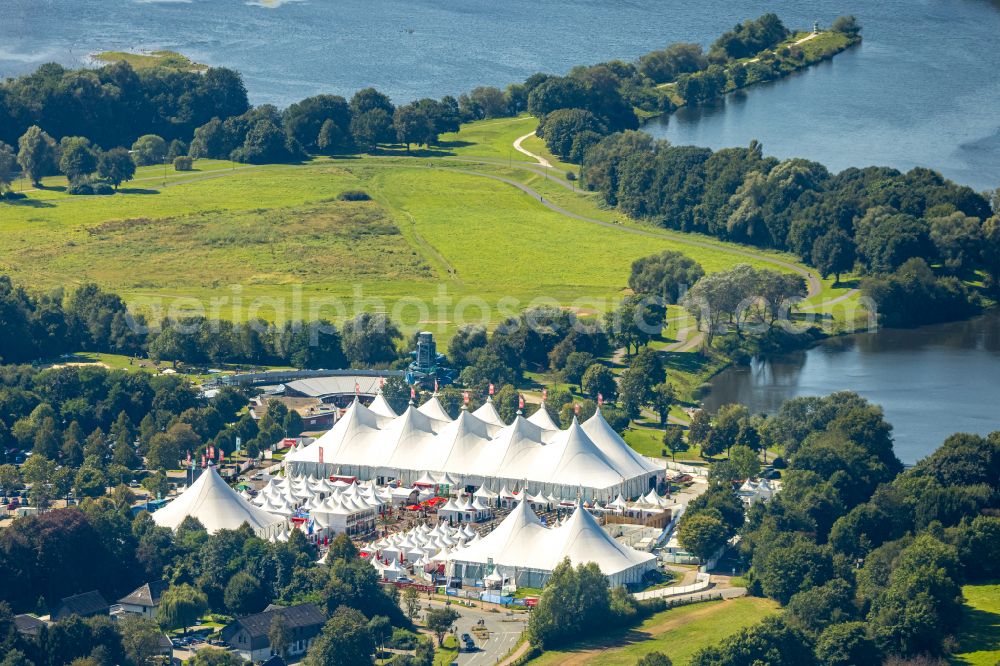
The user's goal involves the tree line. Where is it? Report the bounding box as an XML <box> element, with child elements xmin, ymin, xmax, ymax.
<box><xmin>581</xmin><ymin>133</ymin><xmax>1000</xmax><ymax>326</ymax></box>
<box><xmin>0</xmin><ymin>275</ymin><xmax>396</xmax><ymax>369</ymax></box>
<box><xmin>0</xmin><ymin>360</ymin><xmax>309</xmax><ymax>506</ymax></box>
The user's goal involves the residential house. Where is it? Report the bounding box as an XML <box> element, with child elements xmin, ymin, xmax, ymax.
<box><xmin>53</xmin><ymin>591</ymin><xmax>109</xmax><ymax>621</ymax></box>
<box><xmin>117</xmin><ymin>580</ymin><xmax>168</xmax><ymax>620</ymax></box>
<box><xmin>13</xmin><ymin>614</ymin><xmax>46</xmax><ymax>637</ymax></box>
<box><xmin>220</xmin><ymin>603</ymin><xmax>325</xmax><ymax>662</ymax></box>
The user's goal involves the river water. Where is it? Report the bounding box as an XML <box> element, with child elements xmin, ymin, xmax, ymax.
<box><xmin>702</xmin><ymin>310</ymin><xmax>1000</xmax><ymax>464</ymax></box>
<box><xmin>3</xmin><ymin>0</ymin><xmax>999</xmax><ymax>189</ymax></box>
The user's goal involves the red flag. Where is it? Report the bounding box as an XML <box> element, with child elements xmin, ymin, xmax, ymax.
<box><xmin>542</xmin><ymin>388</ymin><xmax>548</xmax><ymax>401</ymax></box>
<box><xmin>355</xmin><ymin>381</ymin><xmax>360</xmax><ymax>396</ymax></box>
<box><xmin>463</xmin><ymin>391</ymin><xmax>470</xmax><ymax>405</ymax></box>
<box><xmin>410</xmin><ymin>386</ymin><xmax>416</xmax><ymax>400</ymax></box>
<box><xmin>489</xmin><ymin>383</ymin><xmax>495</xmax><ymax>396</ymax></box>
<box><xmin>434</xmin><ymin>378</ymin><xmax>439</xmax><ymax>393</ymax></box>
<box><xmin>219</xmin><ymin>450</ymin><xmax>224</xmax><ymax>464</ymax></box>
<box><xmin>379</xmin><ymin>376</ymin><xmax>385</xmax><ymax>388</ymax></box>
<box><xmin>318</xmin><ymin>447</ymin><xmax>324</xmax><ymax>464</ymax></box>
<box><xmin>574</xmin><ymin>403</ymin><xmax>580</xmax><ymax>416</ymax></box>
<box><xmin>518</xmin><ymin>394</ymin><xmax>525</xmax><ymax>410</ymax></box>
<box><xmin>597</xmin><ymin>393</ymin><xmax>604</xmax><ymax>406</ymax></box>
<box><xmin>201</xmin><ymin>454</ymin><xmax>206</xmax><ymax>468</ymax></box>
<box><xmin>186</xmin><ymin>451</ymin><xmax>191</xmax><ymax>465</ymax></box>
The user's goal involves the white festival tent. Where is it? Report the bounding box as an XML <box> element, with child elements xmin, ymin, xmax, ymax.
<box><xmin>285</xmin><ymin>399</ymin><xmax>663</xmax><ymax>500</ymax></box>
<box><xmin>446</xmin><ymin>500</ymin><xmax>656</xmax><ymax>588</ymax></box>
<box><xmin>418</xmin><ymin>395</ymin><xmax>454</xmax><ymax>422</ymax></box>
<box><xmin>526</xmin><ymin>405</ymin><xmax>560</xmax><ymax>431</ymax></box>
<box><xmin>151</xmin><ymin>466</ymin><xmax>285</xmax><ymax>538</ymax></box>
<box><xmin>367</xmin><ymin>392</ymin><xmax>399</xmax><ymax>418</ymax></box>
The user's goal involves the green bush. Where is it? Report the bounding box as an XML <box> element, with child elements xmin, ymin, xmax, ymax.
<box><xmin>338</xmin><ymin>189</ymin><xmax>371</xmax><ymax>201</ymax></box>
<box><xmin>66</xmin><ymin>178</ymin><xmax>114</xmax><ymax>196</ymax></box>
<box><xmin>173</xmin><ymin>155</ymin><xmax>193</xmax><ymax>171</ymax></box>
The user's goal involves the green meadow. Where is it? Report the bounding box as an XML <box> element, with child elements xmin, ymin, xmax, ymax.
<box><xmin>950</xmin><ymin>583</ymin><xmax>1000</xmax><ymax>666</ymax></box>
<box><xmin>0</xmin><ymin>116</ymin><xmax>860</xmax><ymax>338</ymax></box>
<box><xmin>526</xmin><ymin>597</ymin><xmax>779</xmax><ymax>666</ymax></box>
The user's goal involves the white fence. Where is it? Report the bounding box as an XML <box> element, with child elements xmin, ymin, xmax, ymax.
<box><xmin>632</xmin><ymin>572</ymin><xmax>711</xmax><ymax>601</ymax></box>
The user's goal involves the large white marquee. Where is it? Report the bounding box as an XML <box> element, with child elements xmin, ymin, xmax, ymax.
<box><xmin>284</xmin><ymin>396</ymin><xmax>664</xmax><ymax>500</ymax></box>
<box><xmin>447</xmin><ymin>499</ymin><xmax>657</xmax><ymax>588</ymax></box>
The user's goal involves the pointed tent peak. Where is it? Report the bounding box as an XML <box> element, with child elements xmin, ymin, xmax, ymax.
<box><xmin>583</xmin><ymin>405</ymin><xmax>609</xmax><ymax>427</ymax></box>
<box><xmin>582</xmin><ymin>404</ymin><xmax>662</xmax><ymax>475</ymax></box>
<box><xmin>508</xmin><ymin>497</ymin><xmax>543</xmax><ymax>525</ymax></box>
<box><xmin>527</xmin><ymin>404</ymin><xmax>560</xmax><ymax>431</ymax></box>
<box><xmin>418</xmin><ymin>394</ymin><xmax>453</xmax><ymax>423</ymax></box>
<box><xmin>472</xmin><ymin>399</ymin><xmax>505</xmax><ymax>427</ymax></box>
<box><xmin>382</xmin><ymin>402</ymin><xmax>438</xmax><ymax>437</ymax></box>
<box><xmin>438</xmin><ymin>407</ymin><xmax>493</xmax><ymax>440</ymax></box>
<box><xmin>494</xmin><ymin>413</ymin><xmax>544</xmax><ymax>442</ymax></box>
<box><xmin>367</xmin><ymin>392</ymin><xmax>398</xmax><ymax>418</ymax></box>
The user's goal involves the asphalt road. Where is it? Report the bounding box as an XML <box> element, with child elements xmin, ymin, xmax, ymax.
<box><xmin>423</xmin><ymin>598</ymin><xmax>529</xmax><ymax>665</ymax></box>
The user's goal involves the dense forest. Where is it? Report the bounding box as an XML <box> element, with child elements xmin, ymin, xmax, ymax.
<box><xmin>676</xmin><ymin>393</ymin><xmax>1000</xmax><ymax>664</ymax></box>
<box><xmin>581</xmin><ymin>133</ymin><xmax>1000</xmax><ymax>325</ymax></box>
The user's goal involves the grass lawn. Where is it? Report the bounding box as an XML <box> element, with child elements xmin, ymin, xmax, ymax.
<box><xmin>433</xmin><ymin>635</ymin><xmax>460</xmax><ymax>666</ymax></box>
<box><xmin>527</xmin><ymin>597</ymin><xmax>778</xmax><ymax>666</ymax></box>
<box><xmin>0</xmin><ymin>115</ymin><xmax>861</xmax><ymax>345</ymax></box>
<box><xmin>950</xmin><ymin>583</ymin><xmax>1000</xmax><ymax>665</ymax></box>
<box><xmin>440</xmin><ymin>114</ymin><xmax>538</xmax><ymax>163</ymax></box>
<box><xmin>625</xmin><ymin>427</ymin><xmax>705</xmax><ymax>462</ymax></box>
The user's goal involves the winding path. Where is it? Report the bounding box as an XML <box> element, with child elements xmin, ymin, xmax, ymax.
<box><xmin>513</xmin><ymin>131</ymin><xmax>552</xmax><ymax>168</ymax></box>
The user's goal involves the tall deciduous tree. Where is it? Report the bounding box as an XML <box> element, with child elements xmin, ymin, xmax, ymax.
<box><xmin>156</xmin><ymin>584</ymin><xmax>207</xmax><ymax>635</ymax></box>
<box><xmin>0</xmin><ymin>141</ymin><xmax>19</xmax><ymax>192</ymax></box>
<box><xmin>17</xmin><ymin>125</ymin><xmax>58</xmax><ymax>185</ymax></box>
<box><xmin>97</xmin><ymin>147</ymin><xmax>136</xmax><ymax>190</ymax></box>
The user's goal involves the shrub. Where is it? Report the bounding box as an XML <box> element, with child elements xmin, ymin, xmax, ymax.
<box><xmin>173</xmin><ymin>156</ymin><xmax>193</xmax><ymax>171</ymax></box>
<box><xmin>566</xmin><ymin>171</ymin><xmax>576</xmax><ymax>181</ymax></box>
<box><xmin>66</xmin><ymin>178</ymin><xmax>114</xmax><ymax>196</ymax></box>
<box><xmin>338</xmin><ymin>189</ymin><xmax>372</xmax><ymax>201</ymax></box>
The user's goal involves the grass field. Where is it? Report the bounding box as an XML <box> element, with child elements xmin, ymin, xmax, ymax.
<box><xmin>950</xmin><ymin>583</ymin><xmax>1000</xmax><ymax>665</ymax></box>
<box><xmin>0</xmin><ymin>115</ymin><xmax>862</xmax><ymax>348</ymax></box>
<box><xmin>0</xmin><ymin>115</ymin><xmax>861</xmax><ymax>340</ymax></box>
<box><xmin>526</xmin><ymin>597</ymin><xmax>778</xmax><ymax>666</ymax></box>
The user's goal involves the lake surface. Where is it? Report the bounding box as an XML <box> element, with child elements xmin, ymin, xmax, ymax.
<box><xmin>703</xmin><ymin>310</ymin><xmax>1000</xmax><ymax>464</ymax></box>
<box><xmin>3</xmin><ymin>0</ymin><xmax>999</xmax><ymax>189</ymax></box>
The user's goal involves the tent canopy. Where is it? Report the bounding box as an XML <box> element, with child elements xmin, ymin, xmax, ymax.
<box><xmin>151</xmin><ymin>467</ymin><xmax>284</xmax><ymax>537</ymax></box>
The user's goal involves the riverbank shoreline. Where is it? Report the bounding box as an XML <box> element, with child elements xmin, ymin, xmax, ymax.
<box><xmin>638</xmin><ymin>29</ymin><xmax>861</xmax><ymax>125</ymax></box>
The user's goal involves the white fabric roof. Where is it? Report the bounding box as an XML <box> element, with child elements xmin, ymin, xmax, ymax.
<box><xmin>152</xmin><ymin>467</ymin><xmax>284</xmax><ymax>536</ymax></box>
<box><xmin>367</xmin><ymin>393</ymin><xmax>398</xmax><ymax>418</ymax></box>
<box><xmin>582</xmin><ymin>409</ymin><xmax>663</xmax><ymax>477</ymax></box>
<box><xmin>527</xmin><ymin>405</ymin><xmax>560</xmax><ymax>430</ymax></box>
<box><xmin>418</xmin><ymin>395</ymin><xmax>453</xmax><ymax>422</ymax></box>
<box><xmin>286</xmin><ymin>400</ymin><xmax>660</xmax><ymax>497</ymax></box>
<box><xmin>472</xmin><ymin>398</ymin><xmax>505</xmax><ymax>427</ymax></box>
<box><xmin>448</xmin><ymin>500</ymin><xmax>655</xmax><ymax>579</ymax></box>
